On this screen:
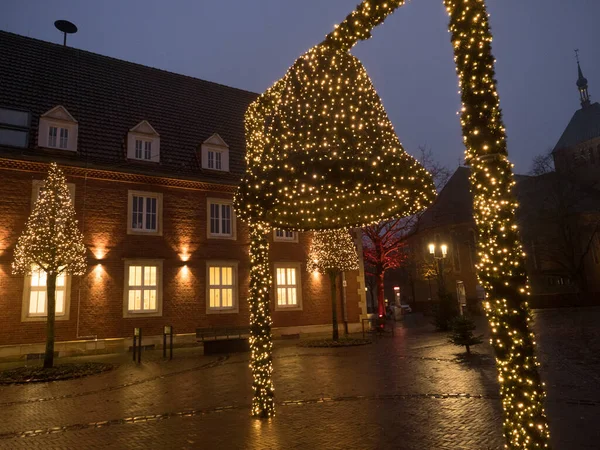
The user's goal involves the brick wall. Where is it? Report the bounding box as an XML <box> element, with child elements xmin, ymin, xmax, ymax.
<box><xmin>0</xmin><ymin>166</ymin><xmax>361</xmax><ymax>345</ymax></box>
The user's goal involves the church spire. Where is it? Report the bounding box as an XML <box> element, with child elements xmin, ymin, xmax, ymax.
<box><xmin>575</xmin><ymin>49</ymin><xmax>591</xmax><ymax>108</ymax></box>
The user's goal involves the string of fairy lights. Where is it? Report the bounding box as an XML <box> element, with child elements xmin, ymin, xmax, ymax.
<box><xmin>235</xmin><ymin>0</ymin><xmax>436</xmax><ymax>232</ymax></box>
<box><xmin>247</xmin><ymin>222</ymin><xmax>275</xmax><ymax>417</ymax></box>
<box><xmin>12</xmin><ymin>163</ymin><xmax>87</xmax><ymax>277</ymax></box>
<box><xmin>234</xmin><ymin>0</ymin><xmax>435</xmax><ymax>418</ymax></box>
<box><xmin>307</xmin><ymin>229</ymin><xmax>360</xmax><ymax>275</ymax></box>
<box><xmin>444</xmin><ymin>0</ymin><xmax>551</xmax><ymax>447</ymax></box>
<box><xmin>237</xmin><ymin>3</ymin><xmax>550</xmax><ymax>445</ymax></box>
<box><xmin>308</xmin><ymin>229</ymin><xmax>360</xmax><ymax>341</ymax></box>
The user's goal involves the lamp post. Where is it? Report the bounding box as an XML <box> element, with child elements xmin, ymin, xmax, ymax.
<box><xmin>428</xmin><ymin>242</ymin><xmax>448</xmax><ymax>299</ymax></box>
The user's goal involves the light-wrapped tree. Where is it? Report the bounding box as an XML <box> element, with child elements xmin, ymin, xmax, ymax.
<box><xmin>308</xmin><ymin>229</ymin><xmax>359</xmax><ymax>341</ymax></box>
<box><xmin>12</xmin><ymin>163</ymin><xmax>86</xmax><ymax>368</ymax></box>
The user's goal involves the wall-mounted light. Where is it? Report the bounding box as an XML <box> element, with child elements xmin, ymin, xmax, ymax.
<box><xmin>94</xmin><ymin>263</ymin><xmax>103</xmax><ymax>281</ymax></box>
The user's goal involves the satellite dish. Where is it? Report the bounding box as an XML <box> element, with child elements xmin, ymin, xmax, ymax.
<box><xmin>54</xmin><ymin>20</ymin><xmax>78</xmax><ymax>46</ymax></box>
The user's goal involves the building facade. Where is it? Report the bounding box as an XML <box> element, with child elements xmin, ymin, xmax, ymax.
<box><xmin>392</xmin><ymin>59</ymin><xmax>600</xmax><ymax>309</ymax></box>
<box><xmin>0</xmin><ymin>32</ymin><xmax>367</xmax><ymax>357</ymax></box>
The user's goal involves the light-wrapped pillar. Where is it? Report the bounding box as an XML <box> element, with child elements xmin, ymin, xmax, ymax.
<box><xmin>444</xmin><ymin>0</ymin><xmax>551</xmax><ymax>447</ymax></box>
<box><xmin>248</xmin><ymin>222</ymin><xmax>275</xmax><ymax>417</ymax></box>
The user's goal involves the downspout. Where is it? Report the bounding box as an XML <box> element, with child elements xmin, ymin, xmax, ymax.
<box><xmin>75</xmin><ymin>169</ymin><xmax>97</xmax><ymax>342</ymax></box>
<box><xmin>341</xmin><ymin>272</ymin><xmax>349</xmax><ymax>335</ymax></box>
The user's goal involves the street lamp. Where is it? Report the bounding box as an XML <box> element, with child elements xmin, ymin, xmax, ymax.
<box><xmin>428</xmin><ymin>242</ymin><xmax>448</xmax><ymax>298</ymax></box>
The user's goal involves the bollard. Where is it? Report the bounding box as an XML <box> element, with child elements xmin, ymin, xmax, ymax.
<box><xmin>163</xmin><ymin>325</ymin><xmax>174</xmax><ymax>360</ymax></box>
<box><xmin>169</xmin><ymin>326</ymin><xmax>174</xmax><ymax>361</ymax></box>
<box><xmin>137</xmin><ymin>328</ymin><xmax>142</xmax><ymax>364</ymax></box>
<box><xmin>133</xmin><ymin>327</ymin><xmax>139</xmax><ymax>362</ymax></box>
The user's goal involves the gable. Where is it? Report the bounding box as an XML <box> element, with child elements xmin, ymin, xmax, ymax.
<box><xmin>129</xmin><ymin>120</ymin><xmax>159</xmax><ymax>136</ymax></box>
<box><xmin>203</xmin><ymin>133</ymin><xmax>228</xmax><ymax>148</ymax></box>
<box><xmin>41</xmin><ymin>105</ymin><xmax>77</xmax><ymax>123</ymax></box>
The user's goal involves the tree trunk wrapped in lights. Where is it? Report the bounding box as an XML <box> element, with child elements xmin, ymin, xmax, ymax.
<box><xmin>444</xmin><ymin>0</ymin><xmax>551</xmax><ymax>447</ymax></box>
<box><xmin>248</xmin><ymin>222</ymin><xmax>275</xmax><ymax>417</ymax></box>
<box><xmin>308</xmin><ymin>229</ymin><xmax>360</xmax><ymax>341</ymax></box>
<box><xmin>12</xmin><ymin>163</ymin><xmax>86</xmax><ymax>369</ymax></box>
<box><xmin>235</xmin><ymin>0</ymin><xmax>436</xmax><ymax>418</ymax></box>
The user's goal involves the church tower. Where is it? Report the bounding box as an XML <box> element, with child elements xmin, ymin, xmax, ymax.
<box><xmin>553</xmin><ymin>51</ymin><xmax>600</xmax><ymax>183</ymax></box>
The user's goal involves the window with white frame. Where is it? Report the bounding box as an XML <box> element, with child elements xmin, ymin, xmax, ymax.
<box><xmin>127</xmin><ymin>191</ymin><xmax>162</xmax><ymax>235</ymax></box>
<box><xmin>134</xmin><ymin>139</ymin><xmax>153</xmax><ymax>161</ymax></box>
<box><xmin>207</xmin><ymin>263</ymin><xmax>238</xmax><ymax>313</ymax></box>
<box><xmin>207</xmin><ymin>149</ymin><xmax>223</xmax><ymax>170</ymax></box>
<box><xmin>274</xmin><ymin>229</ymin><xmax>297</xmax><ymax>242</ymax></box>
<box><xmin>38</xmin><ymin>105</ymin><xmax>78</xmax><ymax>152</ymax></box>
<box><xmin>207</xmin><ymin>199</ymin><xmax>234</xmax><ymax>238</ymax></box>
<box><xmin>24</xmin><ymin>266</ymin><xmax>67</xmax><ymax>318</ymax></box>
<box><xmin>274</xmin><ymin>263</ymin><xmax>302</xmax><ymax>309</ymax></box>
<box><xmin>127</xmin><ymin>120</ymin><xmax>160</xmax><ymax>162</ymax></box>
<box><xmin>48</xmin><ymin>125</ymin><xmax>68</xmax><ymax>149</ymax></box>
<box><xmin>123</xmin><ymin>260</ymin><xmax>163</xmax><ymax>317</ymax></box>
<box><xmin>201</xmin><ymin>134</ymin><xmax>229</xmax><ymax>171</ymax></box>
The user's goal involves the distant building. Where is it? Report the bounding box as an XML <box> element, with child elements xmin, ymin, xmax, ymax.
<box><xmin>392</xmin><ymin>58</ymin><xmax>600</xmax><ymax>310</ymax></box>
<box><xmin>0</xmin><ymin>31</ymin><xmax>367</xmax><ymax>358</ymax></box>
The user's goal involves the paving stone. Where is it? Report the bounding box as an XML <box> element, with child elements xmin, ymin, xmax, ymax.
<box><xmin>0</xmin><ymin>308</ymin><xmax>597</xmax><ymax>449</ymax></box>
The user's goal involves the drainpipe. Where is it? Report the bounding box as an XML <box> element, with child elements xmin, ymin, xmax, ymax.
<box><xmin>341</xmin><ymin>272</ymin><xmax>349</xmax><ymax>335</ymax></box>
<box><xmin>76</xmin><ymin>170</ymin><xmax>97</xmax><ymax>342</ymax></box>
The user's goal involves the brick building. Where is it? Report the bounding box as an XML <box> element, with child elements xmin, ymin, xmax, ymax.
<box><xmin>0</xmin><ymin>32</ymin><xmax>367</xmax><ymax>357</ymax></box>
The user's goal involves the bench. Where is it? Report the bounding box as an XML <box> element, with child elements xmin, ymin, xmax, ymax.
<box><xmin>196</xmin><ymin>327</ymin><xmax>251</xmax><ymax>354</ymax></box>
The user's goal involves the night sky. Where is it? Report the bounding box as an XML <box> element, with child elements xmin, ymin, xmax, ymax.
<box><xmin>2</xmin><ymin>0</ymin><xmax>599</xmax><ymax>174</ymax></box>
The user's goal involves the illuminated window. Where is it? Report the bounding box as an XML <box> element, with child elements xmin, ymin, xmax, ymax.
<box><xmin>274</xmin><ymin>229</ymin><xmax>297</xmax><ymax>242</ymax></box>
<box><xmin>24</xmin><ymin>266</ymin><xmax>68</xmax><ymax>318</ymax></box>
<box><xmin>123</xmin><ymin>260</ymin><xmax>163</xmax><ymax>317</ymax></box>
<box><xmin>206</xmin><ymin>262</ymin><xmax>238</xmax><ymax>313</ymax></box>
<box><xmin>207</xmin><ymin>198</ymin><xmax>235</xmax><ymax>239</ymax></box>
<box><xmin>127</xmin><ymin>191</ymin><xmax>162</xmax><ymax>235</ymax></box>
<box><xmin>274</xmin><ymin>263</ymin><xmax>302</xmax><ymax>310</ymax></box>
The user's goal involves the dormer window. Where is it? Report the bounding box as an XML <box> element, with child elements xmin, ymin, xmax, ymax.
<box><xmin>127</xmin><ymin>120</ymin><xmax>160</xmax><ymax>162</ymax></box>
<box><xmin>201</xmin><ymin>133</ymin><xmax>229</xmax><ymax>172</ymax></box>
<box><xmin>38</xmin><ymin>106</ymin><xmax>78</xmax><ymax>152</ymax></box>
<box><xmin>135</xmin><ymin>138</ymin><xmax>152</xmax><ymax>161</ymax></box>
<box><xmin>207</xmin><ymin>149</ymin><xmax>223</xmax><ymax>170</ymax></box>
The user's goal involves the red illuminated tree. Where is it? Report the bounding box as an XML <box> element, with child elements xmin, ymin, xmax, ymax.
<box><xmin>362</xmin><ymin>147</ymin><xmax>449</xmax><ymax>317</ymax></box>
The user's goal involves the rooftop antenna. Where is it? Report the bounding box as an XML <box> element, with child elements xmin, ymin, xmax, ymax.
<box><xmin>54</xmin><ymin>20</ymin><xmax>77</xmax><ymax>46</ymax></box>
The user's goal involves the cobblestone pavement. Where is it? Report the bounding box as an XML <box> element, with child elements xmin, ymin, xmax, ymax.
<box><xmin>0</xmin><ymin>308</ymin><xmax>598</xmax><ymax>449</ymax></box>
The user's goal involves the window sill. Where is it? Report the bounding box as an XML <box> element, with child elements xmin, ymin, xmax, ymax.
<box><xmin>206</xmin><ymin>307</ymin><xmax>239</xmax><ymax>315</ymax></box>
<box><xmin>126</xmin><ymin>158</ymin><xmax>161</xmax><ymax>165</ymax></box>
<box><xmin>123</xmin><ymin>310</ymin><xmax>162</xmax><ymax>318</ymax></box>
<box><xmin>274</xmin><ymin>305</ymin><xmax>302</xmax><ymax>312</ymax></box>
<box><xmin>22</xmin><ymin>314</ymin><xmax>69</xmax><ymax>323</ymax></box>
<box><xmin>208</xmin><ymin>234</ymin><xmax>236</xmax><ymax>240</ymax></box>
<box><xmin>127</xmin><ymin>229</ymin><xmax>163</xmax><ymax>236</ymax></box>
